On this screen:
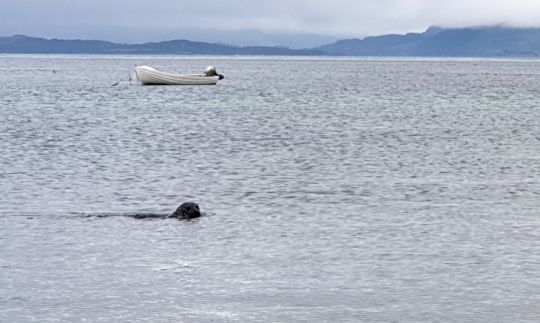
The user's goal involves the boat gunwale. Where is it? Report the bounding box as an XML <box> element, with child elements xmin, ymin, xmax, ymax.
<box><xmin>135</xmin><ymin>65</ymin><xmax>220</xmax><ymax>85</ymax></box>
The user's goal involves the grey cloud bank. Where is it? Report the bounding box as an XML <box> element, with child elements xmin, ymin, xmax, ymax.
<box><xmin>2</xmin><ymin>0</ymin><xmax>540</xmax><ymax>44</ymax></box>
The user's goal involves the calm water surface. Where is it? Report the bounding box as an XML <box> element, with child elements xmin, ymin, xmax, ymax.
<box><xmin>1</xmin><ymin>55</ymin><xmax>540</xmax><ymax>322</ymax></box>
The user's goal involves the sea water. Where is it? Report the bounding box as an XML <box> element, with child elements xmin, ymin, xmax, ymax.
<box><xmin>1</xmin><ymin>55</ymin><xmax>540</xmax><ymax>322</ymax></box>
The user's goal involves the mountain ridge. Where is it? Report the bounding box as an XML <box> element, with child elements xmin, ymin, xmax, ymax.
<box><xmin>0</xmin><ymin>34</ymin><xmax>322</xmax><ymax>55</ymax></box>
<box><xmin>318</xmin><ymin>26</ymin><xmax>540</xmax><ymax>56</ymax></box>
<box><xmin>2</xmin><ymin>26</ymin><xmax>540</xmax><ymax>57</ymax></box>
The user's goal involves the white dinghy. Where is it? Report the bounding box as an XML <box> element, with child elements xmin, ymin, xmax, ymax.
<box><xmin>134</xmin><ymin>65</ymin><xmax>224</xmax><ymax>85</ymax></box>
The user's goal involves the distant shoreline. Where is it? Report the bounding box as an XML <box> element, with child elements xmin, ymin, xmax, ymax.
<box><xmin>1</xmin><ymin>54</ymin><xmax>539</xmax><ymax>61</ymax></box>
<box><xmin>3</xmin><ymin>26</ymin><xmax>540</xmax><ymax>57</ymax></box>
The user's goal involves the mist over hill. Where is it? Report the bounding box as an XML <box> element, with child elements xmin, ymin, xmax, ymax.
<box><xmin>2</xmin><ymin>26</ymin><xmax>540</xmax><ymax>57</ymax></box>
<box><xmin>318</xmin><ymin>26</ymin><xmax>540</xmax><ymax>57</ymax></box>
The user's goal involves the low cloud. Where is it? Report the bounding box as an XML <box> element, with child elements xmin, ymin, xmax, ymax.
<box><xmin>2</xmin><ymin>0</ymin><xmax>540</xmax><ymax>41</ymax></box>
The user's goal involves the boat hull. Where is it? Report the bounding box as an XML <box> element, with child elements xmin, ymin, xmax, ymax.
<box><xmin>135</xmin><ymin>66</ymin><xmax>219</xmax><ymax>85</ymax></box>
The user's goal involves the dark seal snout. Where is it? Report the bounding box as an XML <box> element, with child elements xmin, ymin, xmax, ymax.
<box><xmin>170</xmin><ymin>202</ymin><xmax>201</xmax><ymax>219</ymax></box>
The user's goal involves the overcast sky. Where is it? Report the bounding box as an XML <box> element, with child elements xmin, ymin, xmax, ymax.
<box><xmin>2</xmin><ymin>0</ymin><xmax>540</xmax><ymax>43</ymax></box>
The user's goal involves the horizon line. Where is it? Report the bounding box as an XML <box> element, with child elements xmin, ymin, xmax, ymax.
<box><xmin>3</xmin><ymin>24</ymin><xmax>539</xmax><ymax>46</ymax></box>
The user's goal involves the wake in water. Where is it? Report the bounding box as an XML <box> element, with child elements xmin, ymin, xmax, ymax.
<box><xmin>85</xmin><ymin>212</ymin><xmax>206</xmax><ymax>220</ymax></box>
<box><xmin>7</xmin><ymin>212</ymin><xmax>206</xmax><ymax>220</ymax></box>
<box><xmin>89</xmin><ymin>213</ymin><xmax>169</xmax><ymax>219</ymax></box>
<box><xmin>84</xmin><ymin>202</ymin><xmax>204</xmax><ymax>220</ymax></box>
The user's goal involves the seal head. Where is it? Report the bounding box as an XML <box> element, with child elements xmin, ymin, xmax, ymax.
<box><xmin>170</xmin><ymin>202</ymin><xmax>201</xmax><ymax>219</ymax></box>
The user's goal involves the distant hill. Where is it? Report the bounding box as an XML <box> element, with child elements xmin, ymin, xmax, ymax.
<box><xmin>142</xmin><ymin>28</ymin><xmax>339</xmax><ymax>49</ymax></box>
<box><xmin>0</xmin><ymin>34</ymin><xmax>322</xmax><ymax>55</ymax></box>
<box><xmin>3</xmin><ymin>27</ymin><xmax>540</xmax><ymax>56</ymax></box>
<box><xmin>318</xmin><ymin>26</ymin><xmax>540</xmax><ymax>57</ymax></box>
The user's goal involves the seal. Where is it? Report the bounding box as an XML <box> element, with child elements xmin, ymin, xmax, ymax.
<box><xmin>169</xmin><ymin>202</ymin><xmax>201</xmax><ymax>219</ymax></box>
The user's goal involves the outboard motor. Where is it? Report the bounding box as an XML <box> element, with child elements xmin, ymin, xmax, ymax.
<box><xmin>204</xmin><ymin>66</ymin><xmax>224</xmax><ymax>80</ymax></box>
